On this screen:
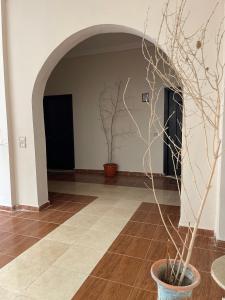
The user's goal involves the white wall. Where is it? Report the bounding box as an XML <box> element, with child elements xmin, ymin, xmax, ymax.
<box><xmin>0</xmin><ymin>0</ymin><xmax>13</xmax><ymax>207</ymax></box>
<box><xmin>3</xmin><ymin>0</ymin><xmax>225</xmax><ymax>236</ymax></box>
<box><xmin>45</xmin><ymin>48</ymin><xmax>165</xmax><ymax>173</ymax></box>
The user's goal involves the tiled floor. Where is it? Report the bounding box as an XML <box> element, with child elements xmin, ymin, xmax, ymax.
<box><xmin>73</xmin><ymin>202</ymin><xmax>225</xmax><ymax>300</ymax></box>
<box><xmin>48</xmin><ymin>171</ymin><xmax>179</xmax><ymax>190</ymax></box>
<box><xmin>0</xmin><ymin>181</ymin><xmax>223</xmax><ymax>299</ymax></box>
<box><xmin>0</xmin><ymin>192</ymin><xmax>95</xmax><ymax>269</ymax></box>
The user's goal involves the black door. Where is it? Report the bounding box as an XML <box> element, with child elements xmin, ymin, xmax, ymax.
<box><xmin>163</xmin><ymin>88</ymin><xmax>183</xmax><ymax>176</ymax></box>
<box><xmin>43</xmin><ymin>94</ymin><xmax>75</xmax><ymax>170</ymax></box>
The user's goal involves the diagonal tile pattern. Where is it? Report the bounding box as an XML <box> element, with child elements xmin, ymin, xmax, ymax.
<box><xmin>0</xmin><ymin>181</ymin><xmax>223</xmax><ymax>299</ymax></box>
<box><xmin>0</xmin><ymin>192</ymin><xmax>95</xmax><ymax>268</ymax></box>
<box><xmin>72</xmin><ymin>187</ymin><xmax>225</xmax><ymax>300</ymax></box>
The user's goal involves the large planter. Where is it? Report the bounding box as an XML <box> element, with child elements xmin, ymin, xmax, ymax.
<box><xmin>103</xmin><ymin>163</ymin><xmax>118</xmax><ymax>177</ymax></box>
<box><xmin>151</xmin><ymin>259</ymin><xmax>201</xmax><ymax>300</ymax></box>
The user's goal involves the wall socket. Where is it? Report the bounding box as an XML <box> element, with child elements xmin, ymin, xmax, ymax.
<box><xmin>18</xmin><ymin>136</ymin><xmax>27</xmax><ymax>148</ymax></box>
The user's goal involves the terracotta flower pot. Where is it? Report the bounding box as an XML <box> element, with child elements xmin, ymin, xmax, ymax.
<box><xmin>103</xmin><ymin>163</ymin><xmax>118</xmax><ymax>177</ymax></box>
<box><xmin>151</xmin><ymin>259</ymin><xmax>201</xmax><ymax>300</ymax></box>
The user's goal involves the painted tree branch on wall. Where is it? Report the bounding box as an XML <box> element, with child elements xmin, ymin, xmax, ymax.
<box><xmin>123</xmin><ymin>0</ymin><xmax>224</xmax><ymax>286</ymax></box>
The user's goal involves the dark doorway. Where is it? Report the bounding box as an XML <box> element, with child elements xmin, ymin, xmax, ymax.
<box><xmin>43</xmin><ymin>94</ymin><xmax>75</xmax><ymax>170</ymax></box>
<box><xmin>163</xmin><ymin>88</ymin><xmax>183</xmax><ymax>176</ymax></box>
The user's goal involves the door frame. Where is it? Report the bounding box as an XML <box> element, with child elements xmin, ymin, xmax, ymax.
<box><xmin>163</xmin><ymin>87</ymin><xmax>183</xmax><ymax>176</ymax></box>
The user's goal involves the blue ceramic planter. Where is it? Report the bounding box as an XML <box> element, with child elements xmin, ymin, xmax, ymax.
<box><xmin>151</xmin><ymin>259</ymin><xmax>201</xmax><ymax>300</ymax></box>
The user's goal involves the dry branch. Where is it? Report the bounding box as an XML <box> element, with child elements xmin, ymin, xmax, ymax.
<box><xmin>123</xmin><ymin>0</ymin><xmax>224</xmax><ymax>286</ymax></box>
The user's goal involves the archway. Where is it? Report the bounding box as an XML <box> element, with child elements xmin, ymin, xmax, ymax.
<box><xmin>32</xmin><ymin>24</ymin><xmax>162</xmax><ymax>206</ymax></box>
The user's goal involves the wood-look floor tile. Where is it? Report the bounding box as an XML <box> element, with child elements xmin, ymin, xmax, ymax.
<box><xmin>134</xmin><ymin>260</ymin><xmax>157</xmax><ymax>292</ymax></box>
<box><xmin>190</xmin><ymin>248</ymin><xmax>224</xmax><ymax>272</ymax></box>
<box><xmin>179</xmin><ymin>226</ymin><xmax>214</xmax><ymax>238</ymax></box>
<box><xmin>131</xmin><ymin>210</ymin><xmax>162</xmax><ymax>225</ymax></box>
<box><xmin>191</xmin><ymin>271</ymin><xmax>225</xmax><ymax>299</ymax></box>
<box><xmin>121</xmin><ymin>222</ymin><xmax>157</xmax><ymax>239</ymax></box>
<box><xmin>0</xmin><ymin>215</ymin><xmax>11</xmax><ymax>225</ymax></box>
<box><xmin>215</xmin><ymin>239</ymin><xmax>225</xmax><ymax>250</ymax></box>
<box><xmin>51</xmin><ymin>193</ymin><xmax>95</xmax><ymax>204</ymax></box>
<box><xmin>0</xmin><ymin>234</ymin><xmax>38</xmax><ymax>256</ymax></box>
<box><xmin>109</xmin><ymin>234</ymin><xmax>151</xmax><ymax>259</ymax></box>
<box><xmin>0</xmin><ymin>253</ymin><xmax>14</xmax><ymax>268</ymax></box>
<box><xmin>91</xmin><ymin>252</ymin><xmax>142</xmax><ymax>286</ymax></box>
<box><xmin>0</xmin><ymin>210</ymin><xmax>16</xmax><ymax>216</ymax></box>
<box><xmin>162</xmin><ymin>205</ymin><xmax>180</xmax><ymax>215</ymax></box>
<box><xmin>160</xmin><ymin>213</ymin><xmax>180</xmax><ymax>227</ymax></box>
<box><xmin>145</xmin><ymin>240</ymin><xmax>177</xmax><ymax>261</ymax></box>
<box><xmin>39</xmin><ymin>210</ymin><xmax>74</xmax><ymax>224</ymax></box>
<box><xmin>153</xmin><ymin>225</ymin><xmax>184</xmax><ymax>245</ymax></box>
<box><xmin>50</xmin><ymin>200</ymin><xmax>86</xmax><ymax>213</ymax></box>
<box><xmin>73</xmin><ymin>276</ymin><xmax>132</xmax><ymax>300</ymax></box>
<box><xmin>137</xmin><ymin>203</ymin><xmax>161</xmax><ymax>214</ymax></box>
<box><xmin>0</xmin><ymin>192</ymin><xmax>91</xmax><ymax>268</ymax></box>
<box><xmin>0</xmin><ymin>217</ymin><xmax>28</xmax><ymax>233</ymax></box>
<box><xmin>18</xmin><ymin>221</ymin><xmax>58</xmax><ymax>238</ymax></box>
<box><xmin>0</xmin><ymin>231</ymin><xmax>13</xmax><ymax>243</ymax></box>
<box><xmin>16</xmin><ymin>209</ymin><xmax>74</xmax><ymax>224</ymax></box>
<box><xmin>194</xmin><ymin>235</ymin><xmax>217</xmax><ymax>250</ymax></box>
<box><xmin>129</xmin><ymin>288</ymin><xmax>157</xmax><ymax>300</ymax></box>
<box><xmin>48</xmin><ymin>172</ymin><xmax>179</xmax><ymax>191</ymax></box>
<box><xmin>130</xmin><ymin>210</ymin><xmax>149</xmax><ymax>222</ymax></box>
<box><xmin>15</xmin><ymin>211</ymin><xmax>46</xmax><ymax>221</ymax></box>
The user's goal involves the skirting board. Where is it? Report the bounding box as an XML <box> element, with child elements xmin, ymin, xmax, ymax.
<box><xmin>74</xmin><ymin>169</ymin><xmax>163</xmax><ymax>177</ymax></box>
<box><xmin>0</xmin><ymin>201</ymin><xmax>50</xmax><ymax>212</ymax></box>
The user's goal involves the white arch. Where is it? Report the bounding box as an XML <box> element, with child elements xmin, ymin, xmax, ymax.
<box><xmin>32</xmin><ymin>24</ymin><xmax>160</xmax><ymax>204</ymax></box>
<box><xmin>31</xmin><ymin>22</ymin><xmax>225</xmax><ymax>241</ymax></box>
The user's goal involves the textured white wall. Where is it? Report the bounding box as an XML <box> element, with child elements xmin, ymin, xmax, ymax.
<box><xmin>3</xmin><ymin>0</ymin><xmax>225</xmax><ymax>235</ymax></box>
<box><xmin>0</xmin><ymin>0</ymin><xmax>13</xmax><ymax>207</ymax></box>
<box><xmin>45</xmin><ymin>48</ymin><xmax>165</xmax><ymax>173</ymax></box>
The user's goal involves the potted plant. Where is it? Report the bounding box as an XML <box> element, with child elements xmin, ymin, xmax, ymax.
<box><xmin>123</xmin><ymin>0</ymin><xmax>223</xmax><ymax>298</ymax></box>
<box><xmin>99</xmin><ymin>81</ymin><xmax>123</xmax><ymax>177</ymax></box>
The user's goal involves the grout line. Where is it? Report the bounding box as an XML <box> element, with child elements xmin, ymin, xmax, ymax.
<box><xmin>126</xmin><ymin>229</ymin><xmax>157</xmax><ymax>300</ymax></box>
<box><xmin>106</xmin><ymin>250</ymin><xmax>147</xmax><ymax>261</ymax></box>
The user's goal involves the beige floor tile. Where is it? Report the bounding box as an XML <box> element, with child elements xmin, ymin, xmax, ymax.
<box><xmin>0</xmin><ymin>257</ymin><xmax>48</xmax><ymax>292</ymax></box>
<box><xmin>89</xmin><ymin>198</ymin><xmax>120</xmax><ymax>206</ymax></box>
<box><xmin>103</xmin><ymin>206</ymin><xmax>136</xmax><ymax>219</ymax></box>
<box><xmin>44</xmin><ymin>225</ymin><xmax>88</xmax><ymax>244</ymax></box>
<box><xmin>113</xmin><ymin>200</ymin><xmax>141</xmax><ymax>209</ymax></box>
<box><xmin>0</xmin><ymin>288</ymin><xmax>33</xmax><ymax>300</ymax></box>
<box><xmin>124</xmin><ymin>188</ymin><xmax>150</xmax><ymax>200</ymax></box>
<box><xmin>63</xmin><ymin>212</ymin><xmax>99</xmax><ymax>229</ymax></box>
<box><xmin>19</xmin><ymin>239</ymin><xmax>69</xmax><ymax>264</ymax></box>
<box><xmin>73</xmin><ymin>228</ymin><xmax>118</xmax><ymax>251</ymax></box>
<box><xmin>25</xmin><ymin>266</ymin><xmax>87</xmax><ymax>300</ymax></box>
<box><xmin>91</xmin><ymin>216</ymin><xmax>127</xmax><ymax>233</ymax></box>
<box><xmin>0</xmin><ymin>286</ymin><xmax>17</xmax><ymax>300</ymax></box>
<box><xmin>80</xmin><ymin>203</ymin><xmax>113</xmax><ymax>216</ymax></box>
<box><xmin>53</xmin><ymin>244</ymin><xmax>104</xmax><ymax>275</ymax></box>
<box><xmin>12</xmin><ymin>295</ymin><xmax>35</xmax><ymax>300</ymax></box>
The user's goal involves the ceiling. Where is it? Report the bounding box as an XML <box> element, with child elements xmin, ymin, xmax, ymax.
<box><xmin>64</xmin><ymin>33</ymin><xmax>145</xmax><ymax>58</ymax></box>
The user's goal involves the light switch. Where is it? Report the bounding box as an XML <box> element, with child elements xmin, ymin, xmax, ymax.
<box><xmin>19</xmin><ymin>136</ymin><xmax>27</xmax><ymax>148</ymax></box>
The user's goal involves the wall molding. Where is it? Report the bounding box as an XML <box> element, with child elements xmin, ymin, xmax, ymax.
<box><xmin>74</xmin><ymin>168</ymin><xmax>163</xmax><ymax>177</ymax></box>
<box><xmin>0</xmin><ymin>201</ymin><xmax>50</xmax><ymax>212</ymax></box>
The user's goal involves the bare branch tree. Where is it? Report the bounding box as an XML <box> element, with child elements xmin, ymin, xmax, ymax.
<box><xmin>99</xmin><ymin>81</ymin><xmax>134</xmax><ymax>163</ymax></box>
<box><xmin>123</xmin><ymin>0</ymin><xmax>224</xmax><ymax>286</ymax></box>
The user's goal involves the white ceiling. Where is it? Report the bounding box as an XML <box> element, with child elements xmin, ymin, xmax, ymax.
<box><xmin>64</xmin><ymin>33</ymin><xmax>145</xmax><ymax>58</ymax></box>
